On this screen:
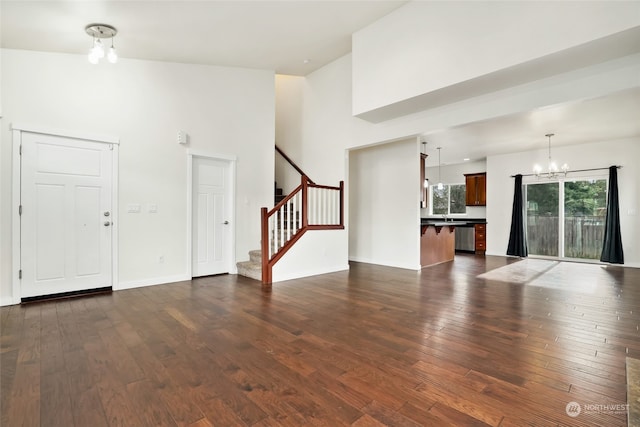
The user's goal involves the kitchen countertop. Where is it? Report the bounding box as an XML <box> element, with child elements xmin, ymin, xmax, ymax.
<box><xmin>422</xmin><ymin>221</ymin><xmax>467</xmax><ymax>227</ymax></box>
<box><xmin>421</xmin><ymin>218</ymin><xmax>487</xmax><ymax>226</ymax></box>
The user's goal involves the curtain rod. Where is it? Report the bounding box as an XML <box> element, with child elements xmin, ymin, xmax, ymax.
<box><xmin>510</xmin><ymin>165</ymin><xmax>622</xmax><ymax>178</ymax></box>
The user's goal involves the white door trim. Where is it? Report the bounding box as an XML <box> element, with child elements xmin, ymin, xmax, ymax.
<box><xmin>11</xmin><ymin>123</ymin><xmax>120</xmax><ymax>145</ymax></box>
<box><xmin>186</xmin><ymin>150</ymin><xmax>237</xmax><ymax>278</ymax></box>
<box><xmin>11</xmin><ymin>126</ymin><xmax>119</xmax><ymax>304</ymax></box>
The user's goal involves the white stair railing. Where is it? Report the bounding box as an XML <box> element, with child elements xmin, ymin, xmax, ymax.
<box><xmin>261</xmin><ymin>175</ymin><xmax>344</xmax><ymax>284</ymax></box>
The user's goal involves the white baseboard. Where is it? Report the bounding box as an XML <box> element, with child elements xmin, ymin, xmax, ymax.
<box><xmin>348</xmin><ymin>256</ymin><xmax>421</xmax><ymax>271</ymax></box>
<box><xmin>485</xmin><ymin>251</ymin><xmax>509</xmax><ymax>257</ymax></box>
<box><xmin>485</xmin><ymin>252</ymin><xmax>640</xmax><ymax>269</ymax></box>
<box><xmin>0</xmin><ymin>296</ymin><xmax>20</xmax><ymax>307</ymax></box>
<box><xmin>116</xmin><ymin>274</ymin><xmax>191</xmax><ymax>291</ymax></box>
<box><xmin>2</xmin><ymin>273</ymin><xmax>200</xmax><ymax>304</ymax></box>
<box><xmin>272</xmin><ymin>264</ymin><xmax>350</xmax><ymax>283</ymax></box>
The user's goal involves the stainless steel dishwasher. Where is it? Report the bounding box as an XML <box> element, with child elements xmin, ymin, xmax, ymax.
<box><xmin>455</xmin><ymin>225</ymin><xmax>475</xmax><ymax>252</ymax></box>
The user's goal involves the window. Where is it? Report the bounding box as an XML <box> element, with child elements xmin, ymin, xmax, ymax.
<box><xmin>431</xmin><ymin>184</ymin><xmax>466</xmax><ymax>215</ymax></box>
<box><xmin>525</xmin><ymin>178</ymin><xmax>607</xmax><ymax>260</ymax></box>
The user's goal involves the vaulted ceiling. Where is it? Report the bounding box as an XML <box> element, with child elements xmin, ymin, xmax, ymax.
<box><xmin>0</xmin><ymin>0</ymin><xmax>406</xmax><ymax>75</ymax></box>
<box><xmin>2</xmin><ymin>1</ymin><xmax>639</xmax><ymax>164</ymax></box>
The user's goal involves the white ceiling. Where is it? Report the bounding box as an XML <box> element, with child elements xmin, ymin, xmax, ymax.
<box><xmin>0</xmin><ymin>0</ymin><xmax>406</xmax><ymax>75</ymax></box>
<box><xmin>423</xmin><ymin>88</ymin><xmax>640</xmax><ymax>166</ymax></box>
<box><xmin>2</xmin><ymin>1</ymin><xmax>639</xmax><ymax>163</ymax></box>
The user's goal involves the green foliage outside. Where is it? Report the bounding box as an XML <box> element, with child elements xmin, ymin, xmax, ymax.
<box><xmin>526</xmin><ymin>179</ymin><xmax>607</xmax><ymax>259</ymax></box>
<box><xmin>564</xmin><ymin>180</ymin><xmax>607</xmax><ymax>216</ymax></box>
<box><xmin>432</xmin><ymin>187</ymin><xmax>447</xmax><ymax>215</ymax></box>
<box><xmin>450</xmin><ymin>185</ymin><xmax>466</xmax><ymax>214</ymax></box>
<box><xmin>526</xmin><ymin>182</ymin><xmax>558</xmax><ymax>216</ymax></box>
<box><xmin>527</xmin><ymin>180</ymin><xmax>606</xmax><ymax>217</ymax></box>
<box><xmin>432</xmin><ymin>184</ymin><xmax>466</xmax><ymax>215</ymax></box>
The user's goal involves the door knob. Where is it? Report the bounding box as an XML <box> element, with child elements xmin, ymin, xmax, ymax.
<box><xmin>104</xmin><ymin>211</ymin><xmax>110</xmax><ymax>217</ymax></box>
<box><xmin>104</xmin><ymin>221</ymin><xmax>112</xmax><ymax>226</ymax></box>
<box><xmin>223</xmin><ymin>220</ymin><xmax>229</xmax><ymax>225</ymax></box>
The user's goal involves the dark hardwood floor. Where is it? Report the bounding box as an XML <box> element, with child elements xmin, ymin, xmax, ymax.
<box><xmin>2</xmin><ymin>255</ymin><xmax>639</xmax><ymax>426</ymax></box>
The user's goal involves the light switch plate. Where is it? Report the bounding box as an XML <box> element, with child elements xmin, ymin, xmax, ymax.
<box><xmin>177</xmin><ymin>130</ymin><xmax>188</xmax><ymax>144</ymax></box>
<box><xmin>148</xmin><ymin>204</ymin><xmax>158</xmax><ymax>213</ymax></box>
<box><xmin>127</xmin><ymin>204</ymin><xmax>141</xmax><ymax>213</ymax></box>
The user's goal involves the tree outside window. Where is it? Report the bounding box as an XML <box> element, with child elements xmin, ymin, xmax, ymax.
<box><xmin>432</xmin><ymin>184</ymin><xmax>466</xmax><ymax>215</ymax></box>
<box><xmin>525</xmin><ymin>178</ymin><xmax>607</xmax><ymax>259</ymax></box>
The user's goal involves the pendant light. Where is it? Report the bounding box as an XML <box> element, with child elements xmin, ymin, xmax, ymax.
<box><xmin>422</xmin><ymin>141</ymin><xmax>429</xmax><ymax>188</ymax></box>
<box><xmin>437</xmin><ymin>147</ymin><xmax>444</xmax><ymax>190</ymax></box>
<box><xmin>107</xmin><ymin>37</ymin><xmax>118</xmax><ymax>63</ymax></box>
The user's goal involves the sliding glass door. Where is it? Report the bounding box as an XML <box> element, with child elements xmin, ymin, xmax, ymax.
<box><xmin>526</xmin><ymin>182</ymin><xmax>559</xmax><ymax>256</ymax></box>
<box><xmin>563</xmin><ymin>179</ymin><xmax>607</xmax><ymax>259</ymax></box>
<box><xmin>525</xmin><ymin>178</ymin><xmax>607</xmax><ymax>260</ymax></box>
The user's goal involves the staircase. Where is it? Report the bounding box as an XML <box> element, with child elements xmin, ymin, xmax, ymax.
<box><xmin>236</xmin><ymin>182</ymin><xmax>289</xmax><ymax>282</ymax></box>
<box><xmin>236</xmin><ymin>249</ymin><xmax>262</xmax><ymax>281</ymax></box>
<box><xmin>274</xmin><ymin>182</ymin><xmax>286</xmax><ymax>204</ymax></box>
<box><xmin>236</xmin><ymin>146</ymin><xmax>344</xmax><ymax>285</ymax></box>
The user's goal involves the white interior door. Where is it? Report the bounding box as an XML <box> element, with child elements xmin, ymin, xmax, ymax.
<box><xmin>192</xmin><ymin>157</ymin><xmax>230</xmax><ymax>277</ymax></box>
<box><xmin>20</xmin><ymin>132</ymin><xmax>113</xmax><ymax>298</ymax></box>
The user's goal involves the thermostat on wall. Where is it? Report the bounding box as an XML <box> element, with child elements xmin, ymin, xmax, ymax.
<box><xmin>177</xmin><ymin>130</ymin><xmax>189</xmax><ymax>144</ymax></box>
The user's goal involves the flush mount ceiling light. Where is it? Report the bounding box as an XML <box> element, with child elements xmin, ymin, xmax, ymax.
<box><xmin>533</xmin><ymin>133</ymin><xmax>569</xmax><ymax>179</ymax></box>
<box><xmin>85</xmin><ymin>23</ymin><xmax>118</xmax><ymax>64</ymax></box>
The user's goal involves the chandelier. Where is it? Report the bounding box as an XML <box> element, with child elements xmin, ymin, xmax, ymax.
<box><xmin>533</xmin><ymin>133</ymin><xmax>568</xmax><ymax>178</ymax></box>
<box><xmin>85</xmin><ymin>24</ymin><xmax>118</xmax><ymax>64</ymax></box>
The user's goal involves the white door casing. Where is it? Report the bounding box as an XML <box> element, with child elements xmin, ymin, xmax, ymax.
<box><xmin>191</xmin><ymin>156</ymin><xmax>233</xmax><ymax>277</ymax></box>
<box><xmin>13</xmin><ymin>126</ymin><xmax>118</xmax><ymax>300</ymax></box>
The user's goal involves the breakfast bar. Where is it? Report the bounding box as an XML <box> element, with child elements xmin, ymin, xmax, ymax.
<box><xmin>420</xmin><ymin>222</ymin><xmax>459</xmax><ymax>267</ymax></box>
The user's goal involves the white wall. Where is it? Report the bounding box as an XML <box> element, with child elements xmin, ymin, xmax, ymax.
<box><xmin>348</xmin><ymin>138</ymin><xmax>421</xmax><ymax>269</ymax></box>
<box><xmin>274</xmin><ymin>2</ymin><xmax>640</xmax><ymax>274</ymax></box>
<box><xmin>293</xmin><ymin>51</ymin><xmax>640</xmax><ymax>156</ymax></box>
<box><xmin>0</xmin><ymin>119</ymin><xmax>5</xmax><ymax>305</ymax></box>
<box><xmin>299</xmin><ymin>56</ymin><xmax>374</xmax><ymax>186</ymax></box>
<box><xmin>352</xmin><ymin>1</ymin><xmax>640</xmax><ymax>119</ymax></box>
<box><xmin>422</xmin><ymin>159</ymin><xmax>487</xmax><ymax>218</ymax></box>
<box><xmin>487</xmin><ymin>137</ymin><xmax>640</xmax><ymax>267</ymax></box>
<box><xmin>1</xmin><ymin>49</ymin><xmax>274</xmax><ymax>303</ymax></box>
<box><xmin>275</xmin><ymin>75</ymin><xmax>305</xmax><ymax>194</ymax></box>
<box><xmin>281</xmin><ymin>43</ymin><xmax>639</xmax><ymax>276</ymax></box>
<box><xmin>272</xmin><ymin>230</ymin><xmax>349</xmax><ymax>283</ymax></box>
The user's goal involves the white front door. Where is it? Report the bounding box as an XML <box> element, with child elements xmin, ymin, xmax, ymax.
<box><xmin>20</xmin><ymin>132</ymin><xmax>113</xmax><ymax>298</ymax></box>
<box><xmin>192</xmin><ymin>157</ymin><xmax>230</xmax><ymax>277</ymax></box>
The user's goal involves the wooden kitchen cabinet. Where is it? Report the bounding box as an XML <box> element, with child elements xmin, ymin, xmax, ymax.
<box><xmin>475</xmin><ymin>223</ymin><xmax>486</xmax><ymax>254</ymax></box>
<box><xmin>420</xmin><ymin>153</ymin><xmax>428</xmax><ymax>208</ymax></box>
<box><xmin>465</xmin><ymin>172</ymin><xmax>486</xmax><ymax>206</ymax></box>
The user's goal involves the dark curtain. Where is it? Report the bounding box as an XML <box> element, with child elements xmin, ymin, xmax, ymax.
<box><xmin>507</xmin><ymin>174</ymin><xmax>528</xmax><ymax>257</ymax></box>
<box><xmin>600</xmin><ymin>166</ymin><xmax>624</xmax><ymax>264</ymax></box>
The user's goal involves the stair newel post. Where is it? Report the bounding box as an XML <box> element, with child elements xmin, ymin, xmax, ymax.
<box><xmin>302</xmin><ymin>175</ymin><xmax>309</xmax><ymax>228</ymax></box>
<box><xmin>339</xmin><ymin>180</ymin><xmax>344</xmax><ymax>227</ymax></box>
<box><xmin>260</xmin><ymin>207</ymin><xmax>271</xmax><ymax>285</ymax></box>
